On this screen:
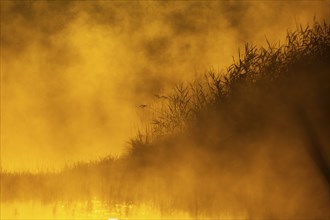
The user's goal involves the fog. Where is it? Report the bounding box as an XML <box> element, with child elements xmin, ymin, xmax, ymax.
<box><xmin>1</xmin><ymin>0</ymin><xmax>329</xmax><ymax>171</ymax></box>
<box><xmin>1</xmin><ymin>2</ymin><xmax>329</xmax><ymax>218</ymax></box>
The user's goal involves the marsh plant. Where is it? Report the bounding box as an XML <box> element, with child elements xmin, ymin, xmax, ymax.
<box><xmin>2</xmin><ymin>21</ymin><xmax>329</xmax><ymax>219</ymax></box>
<box><xmin>133</xmin><ymin>21</ymin><xmax>329</xmax><ymax>143</ymax></box>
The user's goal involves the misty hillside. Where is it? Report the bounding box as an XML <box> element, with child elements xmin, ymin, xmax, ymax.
<box><xmin>1</xmin><ymin>22</ymin><xmax>329</xmax><ymax>219</ymax></box>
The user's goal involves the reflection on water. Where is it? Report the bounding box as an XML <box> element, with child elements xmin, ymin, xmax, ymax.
<box><xmin>1</xmin><ymin>199</ymin><xmax>197</xmax><ymax>219</ymax></box>
<box><xmin>1</xmin><ymin>199</ymin><xmax>249</xmax><ymax>219</ymax></box>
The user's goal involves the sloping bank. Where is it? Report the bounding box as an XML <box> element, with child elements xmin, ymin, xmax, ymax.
<box><xmin>1</xmin><ymin>21</ymin><xmax>329</xmax><ymax>219</ymax></box>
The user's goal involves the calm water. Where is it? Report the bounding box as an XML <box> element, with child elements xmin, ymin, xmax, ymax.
<box><xmin>1</xmin><ymin>199</ymin><xmax>248</xmax><ymax>219</ymax></box>
<box><xmin>1</xmin><ymin>200</ymin><xmax>189</xmax><ymax>219</ymax></box>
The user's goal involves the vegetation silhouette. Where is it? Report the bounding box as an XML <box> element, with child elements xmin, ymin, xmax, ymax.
<box><xmin>1</xmin><ymin>21</ymin><xmax>329</xmax><ymax>218</ymax></box>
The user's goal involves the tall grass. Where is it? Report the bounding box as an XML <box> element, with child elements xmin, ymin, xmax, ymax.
<box><xmin>1</xmin><ymin>21</ymin><xmax>329</xmax><ymax>218</ymax></box>
<box><xmin>131</xmin><ymin>20</ymin><xmax>329</xmax><ymax>145</ymax></box>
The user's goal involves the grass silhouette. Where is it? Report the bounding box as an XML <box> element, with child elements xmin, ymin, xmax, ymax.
<box><xmin>1</xmin><ymin>21</ymin><xmax>329</xmax><ymax>218</ymax></box>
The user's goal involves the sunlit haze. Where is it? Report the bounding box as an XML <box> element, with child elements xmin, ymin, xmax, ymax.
<box><xmin>1</xmin><ymin>1</ymin><xmax>329</xmax><ymax>219</ymax></box>
<box><xmin>1</xmin><ymin>1</ymin><xmax>328</xmax><ymax>172</ymax></box>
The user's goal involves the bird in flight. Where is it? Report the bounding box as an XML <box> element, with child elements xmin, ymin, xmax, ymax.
<box><xmin>139</xmin><ymin>104</ymin><xmax>147</xmax><ymax>108</ymax></box>
<box><xmin>155</xmin><ymin>94</ymin><xmax>168</xmax><ymax>99</ymax></box>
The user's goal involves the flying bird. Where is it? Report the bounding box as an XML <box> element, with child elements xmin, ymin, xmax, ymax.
<box><xmin>155</xmin><ymin>94</ymin><xmax>168</xmax><ymax>99</ymax></box>
<box><xmin>138</xmin><ymin>104</ymin><xmax>147</xmax><ymax>108</ymax></box>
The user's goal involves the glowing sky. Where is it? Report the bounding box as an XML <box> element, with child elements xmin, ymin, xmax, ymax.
<box><xmin>1</xmin><ymin>1</ymin><xmax>329</xmax><ymax>171</ymax></box>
